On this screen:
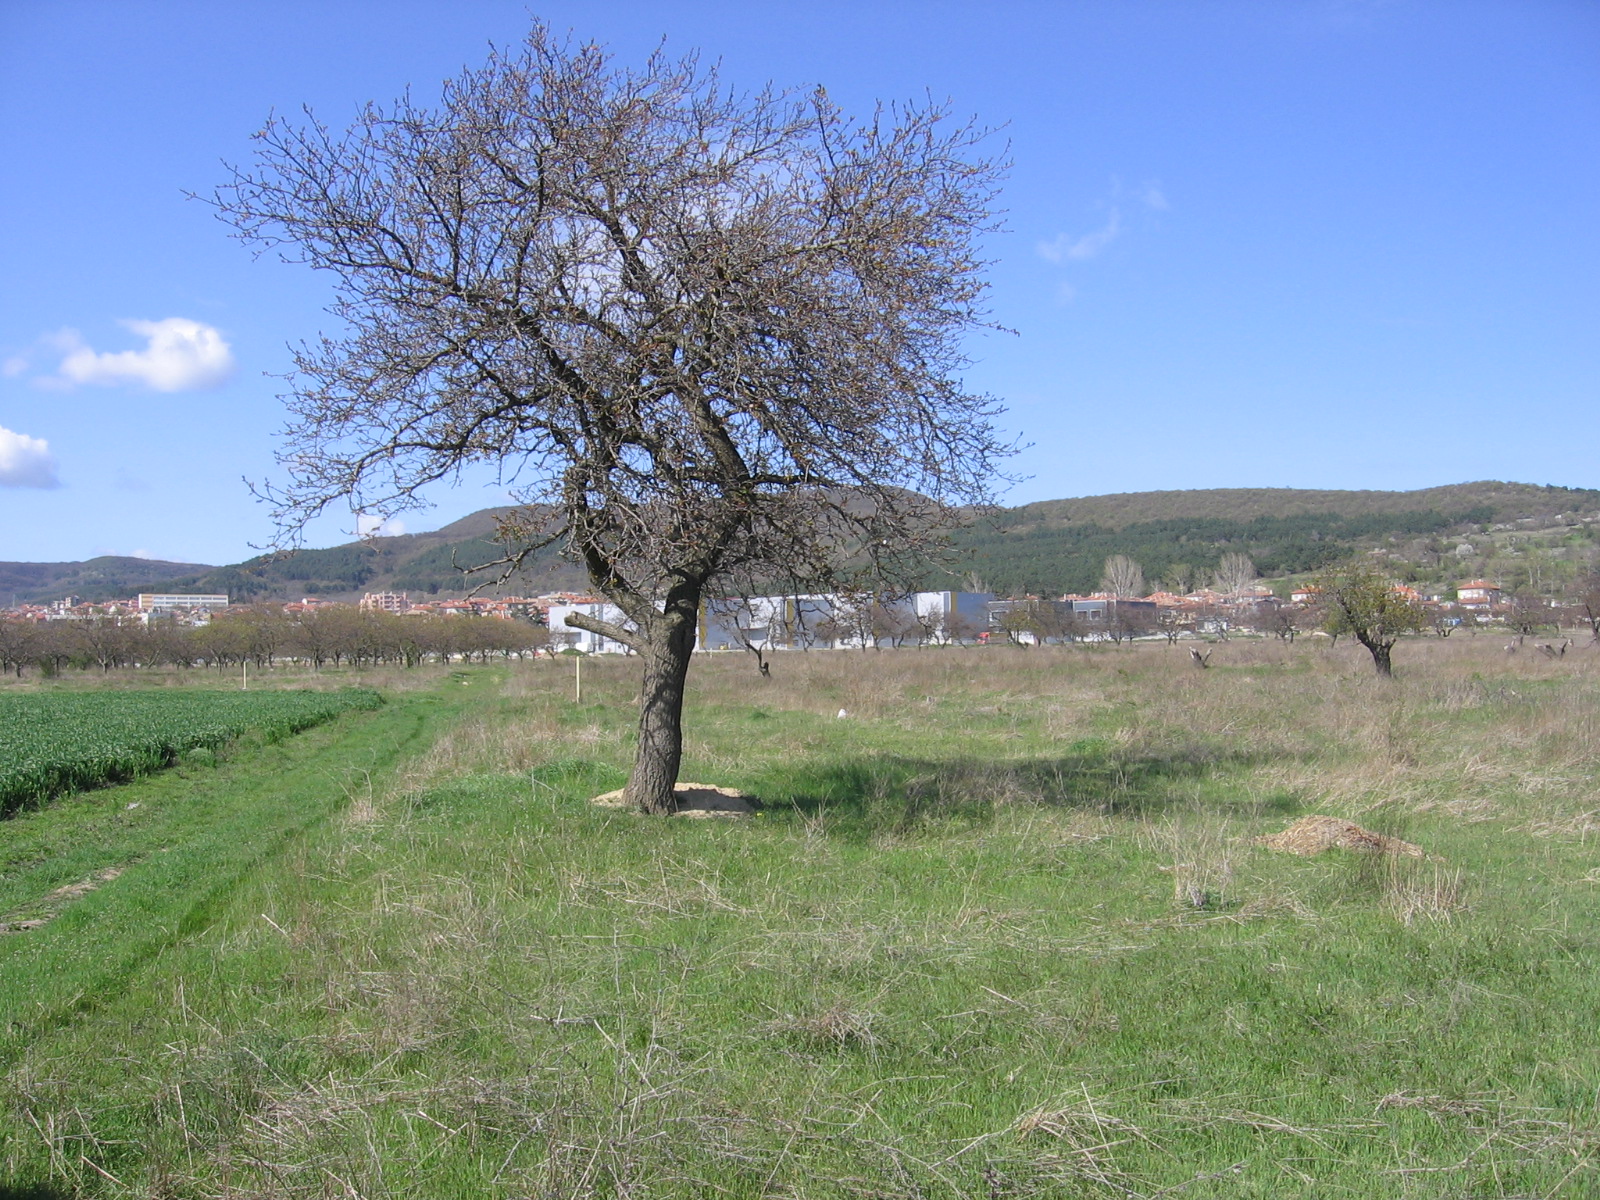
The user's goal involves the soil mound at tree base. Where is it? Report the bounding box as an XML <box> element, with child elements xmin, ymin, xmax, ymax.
<box><xmin>590</xmin><ymin>783</ymin><xmax>760</xmax><ymax>818</ymax></box>
<box><xmin>1255</xmin><ymin>815</ymin><xmax>1425</xmax><ymax>858</ymax></box>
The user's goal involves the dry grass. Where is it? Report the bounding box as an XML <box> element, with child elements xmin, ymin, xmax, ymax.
<box><xmin>1381</xmin><ymin>860</ymin><xmax>1470</xmax><ymax>926</ymax></box>
<box><xmin>1149</xmin><ymin>819</ymin><xmax>1237</xmax><ymax>909</ymax></box>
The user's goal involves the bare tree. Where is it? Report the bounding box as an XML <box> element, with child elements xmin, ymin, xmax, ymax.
<box><xmin>1213</xmin><ymin>551</ymin><xmax>1256</xmax><ymax>598</ymax></box>
<box><xmin>1427</xmin><ymin>601</ymin><xmax>1466</xmax><ymax>639</ymax></box>
<box><xmin>213</xmin><ymin>27</ymin><xmax>1008</xmax><ymax>813</ymax></box>
<box><xmin>1250</xmin><ymin>601</ymin><xmax>1301</xmax><ymax>642</ymax></box>
<box><xmin>1105</xmin><ymin>600</ymin><xmax>1154</xmax><ymax>644</ymax></box>
<box><xmin>1572</xmin><ymin>570</ymin><xmax>1600</xmax><ymax>645</ymax></box>
<box><xmin>1162</xmin><ymin>563</ymin><xmax>1195</xmax><ymax>596</ymax></box>
<box><xmin>719</xmin><ymin>596</ymin><xmax>777</xmax><ymax>676</ymax></box>
<box><xmin>1099</xmin><ymin>555</ymin><xmax>1146</xmax><ymax>599</ymax></box>
<box><xmin>869</xmin><ymin>598</ymin><xmax>919</xmax><ymax>650</ymax></box>
<box><xmin>1506</xmin><ymin>590</ymin><xmax>1554</xmax><ymax>638</ymax></box>
<box><xmin>941</xmin><ymin>607</ymin><xmax>987</xmax><ymax>646</ymax></box>
<box><xmin>1154</xmin><ymin>606</ymin><xmax>1186</xmax><ymax>645</ymax></box>
<box><xmin>0</xmin><ymin>619</ymin><xmax>38</xmax><ymax>678</ymax></box>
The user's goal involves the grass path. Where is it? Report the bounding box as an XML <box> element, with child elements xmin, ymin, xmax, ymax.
<box><xmin>0</xmin><ymin>684</ymin><xmax>471</xmax><ymax>1068</ymax></box>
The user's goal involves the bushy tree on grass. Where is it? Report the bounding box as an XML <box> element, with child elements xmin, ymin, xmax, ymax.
<box><xmin>1316</xmin><ymin>564</ymin><xmax>1424</xmax><ymax>677</ymax></box>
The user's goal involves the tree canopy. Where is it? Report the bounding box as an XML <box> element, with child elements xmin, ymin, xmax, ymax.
<box><xmin>1316</xmin><ymin>563</ymin><xmax>1425</xmax><ymax>676</ymax></box>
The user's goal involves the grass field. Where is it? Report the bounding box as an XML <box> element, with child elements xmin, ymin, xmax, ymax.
<box><xmin>1</xmin><ymin>638</ymin><xmax>1597</xmax><ymax>1197</ymax></box>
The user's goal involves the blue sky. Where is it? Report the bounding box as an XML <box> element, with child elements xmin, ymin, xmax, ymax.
<box><xmin>1</xmin><ymin>0</ymin><xmax>1596</xmax><ymax>566</ymax></box>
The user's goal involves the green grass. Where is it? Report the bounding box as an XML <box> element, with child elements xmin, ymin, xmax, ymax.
<box><xmin>2</xmin><ymin>641</ymin><xmax>1598</xmax><ymax>1197</ymax></box>
<box><xmin>0</xmin><ymin>688</ymin><xmax>382</xmax><ymax>816</ymax></box>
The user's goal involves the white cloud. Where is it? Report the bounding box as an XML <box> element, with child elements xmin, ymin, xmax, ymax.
<box><xmin>357</xmin><ymin>514</ymin><xmax>407</xmax><ymax>537</ymax></box>
<box><xmin>0</xmin><ymin>425</ymin><xmax>61</xmax><ymax>489</ymax></box>
<box><xmin>51</xmin><ymin>317</ymin><xmax>235</xmax><ymax>392</ymax></box>
<box><xmin>1137</xmin><ymin>181</ymin><xmax>1169</xmax><ymax>211</ymax></box>
<box><xmin>2</xmin><ymin>354</ymin><xmax>28</xmax><ymax>378</ymax></box>
<box><xmin>1037</xmin><ymin>208</ymin><xmax>1123</xmax><ymax>263</ymax></box>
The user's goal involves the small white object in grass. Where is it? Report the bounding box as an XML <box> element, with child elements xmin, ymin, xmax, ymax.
<box><xmin>125</xmin><ymin>802</ymin><xmax>140</xmax><ymax>810</ymax></box>
<box><xmin>837</xmin><ymin>708</ymin><xmax>849</xmax><ymax>719</ymax></box>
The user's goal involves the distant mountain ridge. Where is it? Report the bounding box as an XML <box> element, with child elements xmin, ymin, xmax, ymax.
<box><xmin>0</xmin><ymin>556</ymin><xmax>214</xmax><ymax>606</ymax></box>
<box><xmin>1000</xmin><ymin>482</ymin><xmax>1600</xmax><ymax>532</ymax></box>
<box><xmin>949</xmin><ymin>481</ymin><xmax>1600</xmax><ymax>598</ymax></box>
<box><xmin>6</xmin><ymin>482</ymin><xmax>1597</xmax><ymax>606</ymax></box>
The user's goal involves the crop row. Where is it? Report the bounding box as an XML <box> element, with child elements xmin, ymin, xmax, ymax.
<box><xmin>0</xmin><ymin>689</ymin><xmax>382</xmax><ymax>816</ymax></box>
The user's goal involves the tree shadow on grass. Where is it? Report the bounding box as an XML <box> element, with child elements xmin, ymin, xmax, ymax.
<box><xmin>760</xmin><ymin>746</ymin><xmax>1296</xmax><ymax>838</ymax></box>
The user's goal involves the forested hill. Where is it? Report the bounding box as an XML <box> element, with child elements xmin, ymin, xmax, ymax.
<box><xmin>8</xmin><ymin>482</ymin><xmax>1598</xmax><ymax>605</ymax></box>
<box><xmin>997</xmin><ymin>482</ymin><xmax>1600</xmax><ymax>532</ymax></box>
<box><xmin>0</xmin><ymin>556</ymin><xmax>213</xmax><ymax>605</ymax></box>
<box><xmin>159</xmin><ymin>505</ymin><xmax>589</xmax><ymax>604</ymax></box>
<box><xmin>938</xmin><ymin>482</ymin><xmax>1600</xmax><ymax>598</ymax></box>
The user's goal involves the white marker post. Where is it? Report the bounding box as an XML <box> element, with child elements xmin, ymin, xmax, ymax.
<box><xmin>575</xmin><ymin>653</ymin><xmax>582</xmax><ymax>704</ymax></box>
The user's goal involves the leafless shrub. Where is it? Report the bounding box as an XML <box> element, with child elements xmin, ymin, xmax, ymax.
<box><xmin>1381</xmin><ymin>861</ymin><xmax>1469</xmax><ymax>926</ymax></box>
<box><xmin>771</xmin><ymin>1002</ymin><xmax>881</xmax><ymax>1054</ymax></box>
<box><xmin>1013</xmin><ymin>1087</ymin><xmax>1153</xmax><ymax>1193</ymax></box>
<box><xmin>1150</xmin><ymin>820</ymin><xmax>1236</xmax><ymax>909</ymax></box>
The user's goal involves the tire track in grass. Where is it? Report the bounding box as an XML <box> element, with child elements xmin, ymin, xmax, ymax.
<box><xmin>0</xmin><ymin>690</ymin><xmax>463</xmax><ymax>1066</ymax></box>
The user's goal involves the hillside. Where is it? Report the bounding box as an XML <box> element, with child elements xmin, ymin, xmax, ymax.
<box><xmin>0</xmin><ymin>556</ymin><xmax>213</xmax><ymax>606</ymax></box>
<box><xmin>1000</xmin><ymin>481</ymin><xmax>1600</xmax><ymax>532</ymax></box>
<box><xmin>8</xmin><ymin>482</ymin><xmax>1598</xmax><ymax>605</ymax></box>
<box><xmin>943</xmin><ymin>481</ymin><xmax>1600</xmax><ymax>597</ymax></box>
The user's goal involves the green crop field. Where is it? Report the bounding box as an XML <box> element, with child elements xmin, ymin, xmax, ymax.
<box><xmin>0</xmin><ymin>689</ymin><xmax>382</xmax><ymax>815</ymax></box>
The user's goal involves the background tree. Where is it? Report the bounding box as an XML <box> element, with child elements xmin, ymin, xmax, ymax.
<box><xmin>1099</xmin><ymin>554</ymin><xmax>1145</xmax><ymax>598</ymax></box>
<box><xmin>1572</xmin><ymin>569</ymin><xmax>1600</xmax><ymax>644</ymax></box>
<box><xmin>1506</xmin><ymin>590</ymin><xmax>1552</xmax><ymax>638</ymax></box>
<box><xmin>1213</xmin><ymin>551</ymin><xmax>1256</xmax><ymax>598</ymax></box>
<box><xmin>1162</xmin><ymin>562</ymin><xmax>1195</xmax><ymax>595</ymax></box>
<box><xmin>940</xmin><ymin>607</ymin><xmax>987</xmax><ymax>646</ymax></box>
<box><xmin>1250</xmin><ymin>601</ymin><xmax>1301</xmax><ymax>642</ymax></box>
<box><xmin>1154</xmin><ymin>606</ymin><xmax>1186</xmax><ymax>645</ymax></box>
<box><xmin>1316</xmin><ymin>564</ymin><xmax>1425</xmax><ymax>677</ymax></box>
<box><xmin>215</xmin><ymin>26</ymin><xmax>1008</xmax><ymax>813</ymax></box>
<box><xmin>1105</xmin><ymin>601</ymin><xmax>1154</xmax><ymax>644</ymax></box>
<box><xmin>869</xmin><ymin>599</ymin><xmax>919</xmax><ymax>650</ymax></box>
<box><xmin>718</xmin><ymin>597</ymin><xmax>777</xmax><ymax>675</ymax></box>
<box><xmin>1428</xmin><ymin>601</ymin><xmax>1467</xmax><ymax>638</ymax></box>
<box><xmin>75</xmin><ymin>617</ymin><xmax>137</xmax><ymax>674</ymax></box>
<box><xmin>993</xmin><ymin>603</ymin><xmax>1038</xmax><ymax>648</ymax></box>
<box><xmin>0</xmin><ymin>618</ymin><xmax>37</xmax><ymax>678</ymax></box>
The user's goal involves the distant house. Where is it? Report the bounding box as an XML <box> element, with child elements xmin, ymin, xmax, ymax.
<box><xmin>1290</xmin><ymin>585</ymin><xmax>1322</xmax><ymax>605</ymax></box>
<box><xmin>359</xmin><ymin>591</ymin><xmax>410</xmax><ymax>613</ymax></box>
<box><xmin>1457</xmin><ymin>580</ymin><xmax>1502</xmax><ymax>610</ymax></box>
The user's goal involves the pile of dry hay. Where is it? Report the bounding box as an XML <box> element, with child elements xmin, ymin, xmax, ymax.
<box><xmin>1255</xmin><ymin>815</ymin><xmax>1425</xmax><ymax>858</ymax></box>
<box><xmin>590</xmin><ymin>782</ymin><xmax>760</xmax><ymax>818</ymax></box>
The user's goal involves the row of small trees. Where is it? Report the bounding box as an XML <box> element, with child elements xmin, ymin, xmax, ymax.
<box><xmin>0</xmin><ymin>608</ymin><xmax>551</xmax><ymax>677</ymax></box>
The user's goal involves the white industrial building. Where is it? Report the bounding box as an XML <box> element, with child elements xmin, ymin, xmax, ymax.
<box><xmin>548</xmin><ymin>591</ymin><xmax>994</xmax><ymax>655</ymax></box>
<box><xmin>136</xmin><ymin>593</ymin><xmax>229</xmax><ymax>614</ymax></box>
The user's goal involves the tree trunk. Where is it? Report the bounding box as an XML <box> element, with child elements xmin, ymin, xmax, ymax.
<box><xmin>626</xmin><ymin>611</ymin><xmax>698</xmax><ymax>815</ymax></box>
<box><xmin>1364</xmin><ymin>639</ymin><xmax>1394</xmax><ymax>677</ymax></box>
